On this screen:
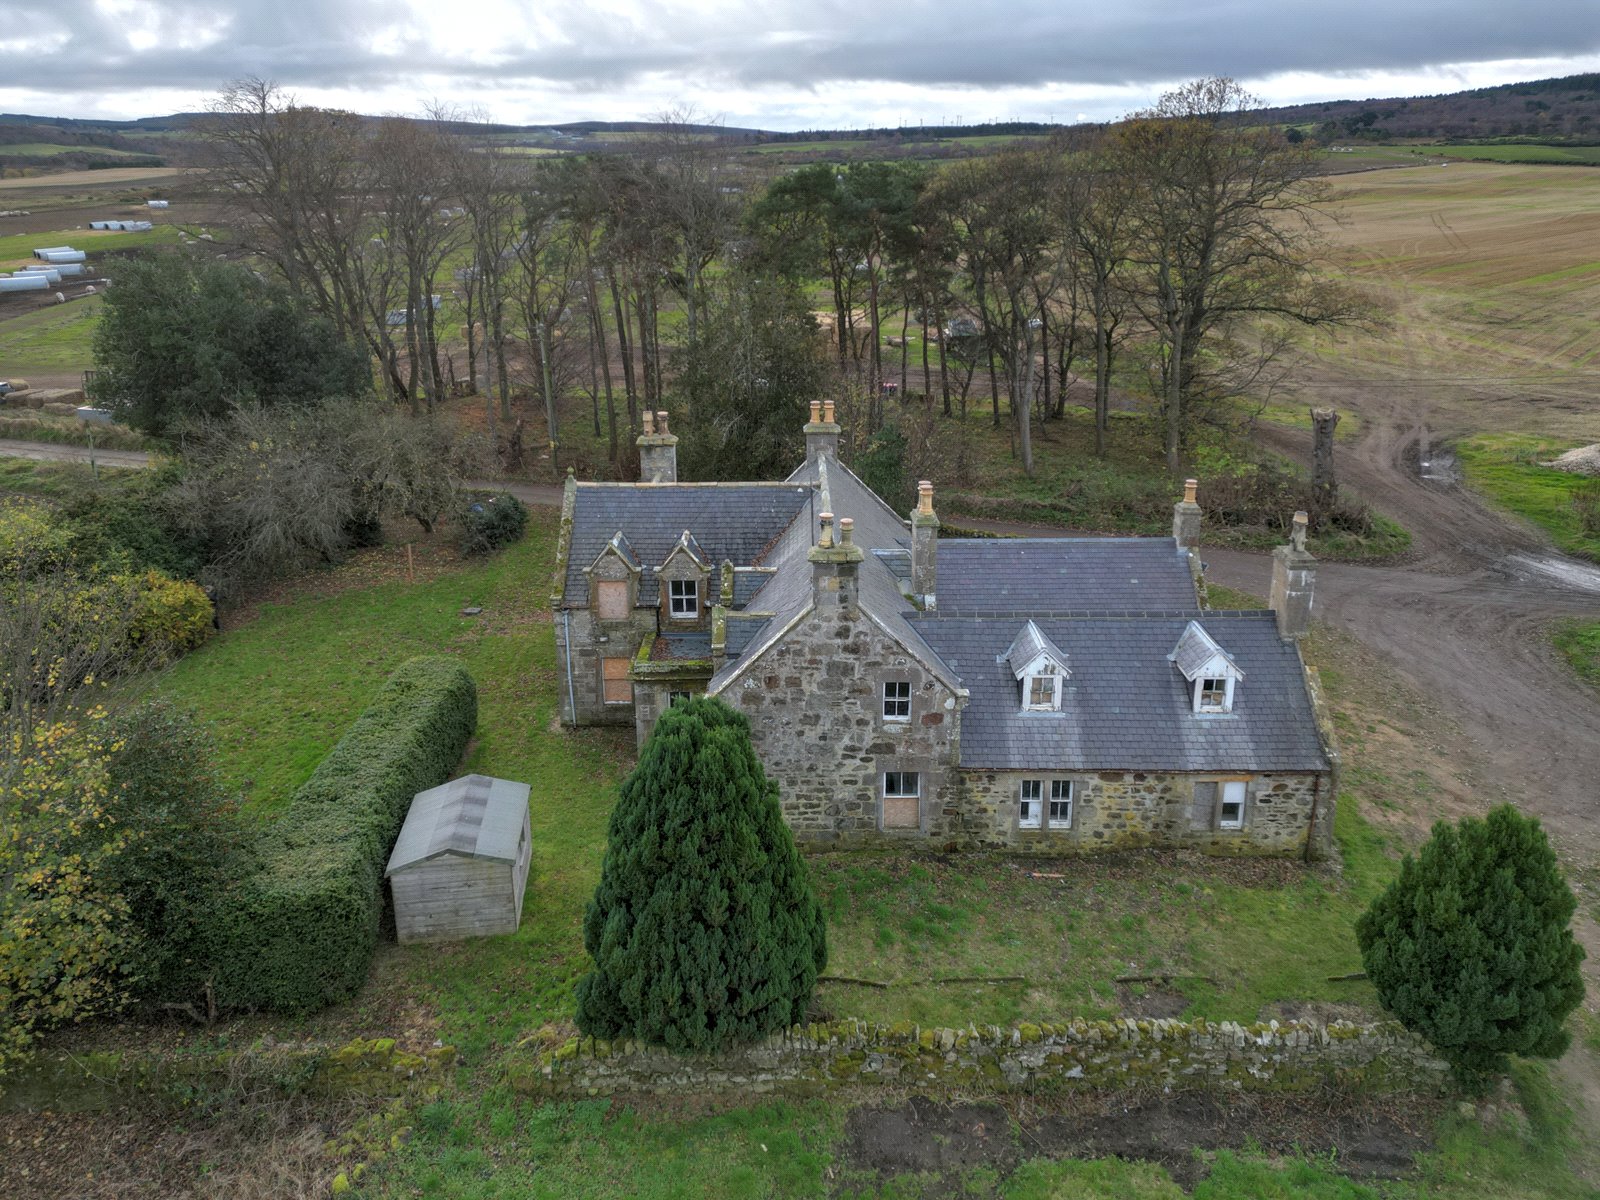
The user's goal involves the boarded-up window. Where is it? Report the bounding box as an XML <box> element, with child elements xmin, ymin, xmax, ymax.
<box><xmin>1190</xmin><ymin>781</ymin><xmax>1218</xmax><ymax>830</ymax></box>
<box><xmin>596</xmin><ymin>580</ymin><xmax>629</xmax><ymax>621</ymax></box>
<box><xmin>602</xmin><ymin>657</ymin><xmax>632</xmax><ymax>705</ymax></box>
<box><xmin>882</xmin><ymin>771</ymin><xmax>920</xmax><ymax>830</ymax></box>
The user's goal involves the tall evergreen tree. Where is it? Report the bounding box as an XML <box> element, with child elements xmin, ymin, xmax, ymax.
<box><xmin>1356</xmin><ymin>805</ymin><xmax>1585</xmax><ymax>1088</ymax></box>
<box><xmin>575</xmin><ymin>697</ymin><xmax>827</xmax><ymax>1052</ymax></box>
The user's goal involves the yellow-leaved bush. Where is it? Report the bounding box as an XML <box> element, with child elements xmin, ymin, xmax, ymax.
<box><xmin>0</xmin><ymin>712</ymin><xmax>137</xmax><ymax>1072</ymax></box>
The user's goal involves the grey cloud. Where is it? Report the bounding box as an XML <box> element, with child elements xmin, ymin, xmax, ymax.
<box><xmin>6</xmin><ymin>0</ymin><xmax>1599</xmax><ymax>107</ymax></box>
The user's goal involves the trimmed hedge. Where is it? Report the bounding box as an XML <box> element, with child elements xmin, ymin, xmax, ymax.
<box><xmin>208</xmin><ymin>656</ymin><xmax>477</xmax><ymax>1012</ymax></box>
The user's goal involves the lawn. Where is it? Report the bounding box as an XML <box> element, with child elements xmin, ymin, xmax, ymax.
<box><xmin>1432</xmin><ymin>144</ymin><xmax>1600</xmax><ymax>166</ymax></box>
<box><xmin>1453</xmin><ymin>433</ymin><xmax>1600</xmax><ymax>562</ymax></box>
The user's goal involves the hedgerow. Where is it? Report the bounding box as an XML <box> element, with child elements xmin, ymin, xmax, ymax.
<box><xmin>207</xmin><ymin>656</ymin><xmax>477</xmax><ymax>1012</ymax></box>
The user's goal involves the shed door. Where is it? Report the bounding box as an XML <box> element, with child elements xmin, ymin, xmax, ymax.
<box><xmin>596</xmin><ymin>580</ymin><xmax>629</xmax><ymax>621</ymax></box>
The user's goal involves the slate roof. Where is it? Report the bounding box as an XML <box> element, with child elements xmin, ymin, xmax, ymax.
<box><xmin>935</xmin><ymin>538</ymin><xmax>1197</xmax><ymax>611</ymax></box>
<box><xmin>1168</xmin><ymin>621</ymin><xmax>1242</xmax><ymax>681</ymax></box>
<box><xmin>386</xmin><ymin>775</ymin><xmax>530</xmax><ymax>873</ymax></box>
<box><xmin>651</xmin><ymin>633</ymin><xmax>713</xmax><ymax>662</ymax></box>
<box><xmin>911</xmin><ymin>611</ymin><xmax>1328</xmax><ymax>772</ymax></box>
<box><xmin>562</xmin><ymin>483</ymin><xmax>811</xmax><ymax>607</ymax></box>
<box><xmin>731</xmin><ymin>568</ymin><xmax>775</xmax><ymax>609</ymax></box>
<box><xmin>1003</xmin><ymin>620</ymin><xmax>1069</xmax><ymax>678</ymax></box>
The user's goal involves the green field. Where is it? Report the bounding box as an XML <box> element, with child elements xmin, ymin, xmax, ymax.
<box><xmin>1553</xmin><ymin>620</ymin><xmax>1600</xmax><ymax>690</ymax></box>
<box><xmin>0</xmin><ymin>143</ymin><xmax>147</xmax><ymax>158</ymax></box>
<box><xmin>0</xmin><ymin>293</ymin><xmax>102</xmax><ymax>374</ymax></box>
<box><xmin>0</xmin><ymin>223</ymin><xmax>179</xmax><ymax>267</ymax></box>
<box><xmin>1433</xmin><ymin>144</ymin><xmax>1600</xmax><ymax>166</ymax></box>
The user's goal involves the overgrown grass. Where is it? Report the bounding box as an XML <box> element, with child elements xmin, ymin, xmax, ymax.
<box><xmin>0</xmin><ymin>411</ymin><xmax>150</xmax><ymax>450</ymax></box>
<box><xmin>1552</xmin><ymin>620</ymin><xmax>1600</xmax><ymax>690</ymax></box>
<box><xmin>1433</xmin><ymin>143</ymin><xmax>1600</xmax><ymax>165</ymax></box>
<box><xmin>0</xmin><ymin>457</ymin><xmax>139</xmax><ymax>498</ymax></box>
<box><xmin>1454</xmin><ymin>434</ymin><xmax>1600</xmax><ymax>562</ymax></box>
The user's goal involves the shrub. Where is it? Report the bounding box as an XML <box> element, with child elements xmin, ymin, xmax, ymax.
<box><xmin>575</xmin><ymin>696</ymin><xmax>827</xmax><ymax>1052</ymax></box>
<box><xmin>458</xmin><ymin>492</ymin><xmax>529</xmax><ymax>556</ymax></box>
<box><xmin>126</xmin><ymin>570</ymin><xmax>214</xmax><ymax>653</ymax></box>
<box><xmin>1572</xmin><ymin>477</ymin><xmax>1600</xmax><ymax>536</ymax></box>
<box><xmin>101</xmin><ymin>702</ymin><xmax>238</xmax><ymax>1009</ymax></box>
<box><xmin>207</xmin><ymin>656</ymin><xmax>477</xmax><ymax>1012</ymax></box>
<box><xmin>1356</xmin><ymin>805</ymin><xmax>1585</xmax><ymax>1090</ymax></box>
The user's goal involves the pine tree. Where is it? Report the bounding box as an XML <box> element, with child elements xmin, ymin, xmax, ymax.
<box><xmin>1356</xmin><ymin>805</ymin><xmax>1585</xmax><ymax>1088</ymax></box>
<box><xmin>575</xmin><ymin>696</ymin><xmax>827</xmax><ymax>1052</ymax></box>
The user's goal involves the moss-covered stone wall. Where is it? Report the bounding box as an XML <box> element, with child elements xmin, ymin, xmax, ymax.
<box><xmin>517</xmin><ymin>1017</ymin><xmax>1449</xmax><ymax>1098</ymax></box>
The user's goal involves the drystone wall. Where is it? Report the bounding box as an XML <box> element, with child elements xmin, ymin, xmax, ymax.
<box><xmin>521</xmin><ymin>1017</ymin><xmax>1450</xmax><ymax>1098</ymax></box>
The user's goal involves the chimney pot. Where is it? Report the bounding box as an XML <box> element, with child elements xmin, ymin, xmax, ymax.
<box><xmin>655</xmin><ymin>410</ymin><xmax>669</xmax><ymax>434</ymax></box>
<box><xmin>818</xmin><ymin>512</ymin><xmax>835</xmax><ymax>548</ymax></box>
<box><xmin>823</xmin><ymin>399</ymin><xmax>836</xmax><ymax>424</ymax></box>
<box><xmin>838</xmin><ymin>516</ymin><xmax>855</xmax><ymax>546</ymax></box>
<box><xmin>809</xmin><ymin>399</ymin><xmax>821</xmax><ymax>423</ymax></box>
<box><xmin>641</xmin><ymin>410</ymin><xmax>654</xmax><ymax>435</ymax></box>
<box><xmin>917</xmin><ymin>480</ymin><xmax>934</xmax><ymax>516</ymax></box>
<box><xmin>1184</xmin><ymin>478</ymin><xmax>1198</xmax><ymax>505</ymax></box>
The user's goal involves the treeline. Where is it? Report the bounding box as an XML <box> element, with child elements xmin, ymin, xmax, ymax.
<box><xmin>198</xmin><ymin>77</ymin><xmax>1365</xmax><ymax>484</ymax></box>
<box><xmin>761</xmin><ymin>121</ymin><xmax>1060</xmax><ymax>142</ymax></box>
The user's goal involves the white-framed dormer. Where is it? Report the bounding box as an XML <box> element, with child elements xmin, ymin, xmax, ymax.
<box><xmin>658</xmin><ymin>530</ymin><xmax>710</xmax><ymax>627</ymax></box>
<box><xmin>1001</xmin><ymin>620</ymin><xmax>1071</xmax><ymax>713</ymax></box>
<box><xmin>1167</xmin><ymin>620</ymin><xmax>1245</xmax><ymax>715</ymax></box>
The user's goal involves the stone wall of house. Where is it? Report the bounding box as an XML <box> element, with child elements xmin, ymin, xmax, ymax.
<box><xmin>518</xmin><ymin>1017</ymin><xmax>1450</xmax><ymax>1098</ymax></box>
<box><xmin>954</xmin><ymin>770</ymin><xmax>1324</xmax><ymax>855</ymax></box>
<box><xmin>558</xmin><ymin>605</ymin><xmax>658</xmax><ymax>727</ymax></box>
<box><xmin>722</xmin><ymin>605</ymin><xmax>964</xmax><ymax>844</ymax></box>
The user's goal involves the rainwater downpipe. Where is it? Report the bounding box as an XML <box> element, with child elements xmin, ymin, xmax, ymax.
<box><xmin>562</xmin><ymin>609</ymin><xmax>577</xmax><ymax>724</ymax></box>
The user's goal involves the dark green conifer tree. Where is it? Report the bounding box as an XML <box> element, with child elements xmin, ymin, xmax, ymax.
<box><xmin>1356</xmin><ymin>805</ymin><xmax>1585</xmax><ymax>1088</ymax></box>
<box><xmin>575</xmin><ymin>696</ymin><xmax>827</xmax><ymax>1051</ymax></box>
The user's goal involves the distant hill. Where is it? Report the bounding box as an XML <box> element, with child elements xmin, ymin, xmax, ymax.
<box><xmin>3</xmin><ymin>73</ymin><xmax>1595</xmax><ymax>156</ymax></box>
<box><xmin>1248</xmin><ymin>73</ymin><xmax>1599</xmax><ymax>142</ymax></box>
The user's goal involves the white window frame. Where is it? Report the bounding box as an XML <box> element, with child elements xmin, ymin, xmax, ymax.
<box><xmin>1195</xmin><ymin>675</ymin><xmax>1234</xmax><ymax>714</ymax></box>
<box><xmin>1024</xmin><ymin>668</ymin><xmax>1062</xmax><ymax>712</ymax></box>
<box><xmin>668</xmin><ymin>578</ymin><xmax>699</xmax><ymax>618</ymax></box>
<box><xmin>882</xmin><ymin>680</ymin><xmax>911</xmax><ymax>722</ymax></box>
<box><xmin>1049</xmin><ymin>780</ymin><xmax>1074</xmax><ymax>828</ymax></box>
<box><xmin>1018</xmin><ymin>779</ymin><xmax>1043</xmax><ymax>829</ymax></box>
<box><xmin>668</xmin><ymin>690</ymin><xmax>693</xmax><ymax>707</ymax></box>
<box><xmin>1218</xmin><ymin>780</ymin><xmax>1247</xmax><ymax>829</ymax></box>
<box><xmin>884</xmin><ymin>771</ymin><xmax>920</xmax><ymax>800</ymax></box>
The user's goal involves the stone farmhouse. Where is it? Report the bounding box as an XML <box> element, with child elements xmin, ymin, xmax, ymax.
<box><xmin>552</xmin><ymin>403</ymin><xmax>1337</xmax><ymax>858</ymax></box>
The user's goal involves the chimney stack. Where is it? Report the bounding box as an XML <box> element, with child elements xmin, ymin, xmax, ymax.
<box><xmin>637</xmin><ymin>408</ymin><xmax>678</xmax><ymax>482</ymax></box>
<box><xmin>805</xmin><ymin>397</ymin><xmax>841</xmax><ymax>465</ymax></box>
<box><xmin>910</xmin><ymin>479</ymin><xmax>939</xmax><ymax>609</ymax></box>
<box><xmin>1269</xmin><ymin>511</ymin><xmax>1316</xmax><ymax>640</ymax></box>
<box><xmin>808</xmin><ymin>510</ymin><xmax>863</xmax><ymax>613</ymax></box>
<box><xmin>1173</xmin><ymin>478</ymin><xmax>1201</xmax><ymax>549</ymax></box>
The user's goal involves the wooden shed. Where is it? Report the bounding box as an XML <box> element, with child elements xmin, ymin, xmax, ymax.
<box><xmin>385</xmin><ymin>774</ymin><xmax>532</xmax><ymax>944</ymax></box>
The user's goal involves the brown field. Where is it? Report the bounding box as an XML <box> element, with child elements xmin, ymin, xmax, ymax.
<box><xmin>1293</xmin><ymin>162</ymin><xmax>1600</xmax><ymax>441</ymax></box>
<box><xmin>0</xmin><ymin>165</ymin><xmax>188</xmax><ymax>191</ymax></box>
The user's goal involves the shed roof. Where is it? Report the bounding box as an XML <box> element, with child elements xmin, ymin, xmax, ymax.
<box><xmin>386</xmin><ymin>774</ymin><xmax>530</xmax><ymax>874</ymax></box>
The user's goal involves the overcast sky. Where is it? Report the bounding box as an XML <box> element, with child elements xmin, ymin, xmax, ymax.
<box><xmin>3</xmin><ymin>0</ymin><xmax>1598</xmax><ymax>129</ymax></box>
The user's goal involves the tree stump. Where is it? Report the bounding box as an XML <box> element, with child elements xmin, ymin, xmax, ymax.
<box><xmin>1310</xmin><ymin>407</ymin><xmax>1340</xmax><ymax>524</ymax></box>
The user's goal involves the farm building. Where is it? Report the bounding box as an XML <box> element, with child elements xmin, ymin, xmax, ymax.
<box><xmin>385</xmin><ymin>774</ymin><xmax>532</xmax><ymax>944</ymax></box>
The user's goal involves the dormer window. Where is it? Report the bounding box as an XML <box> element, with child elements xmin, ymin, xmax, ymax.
<box><xmin>1168</xmin><ymin>621</ymin><xmax>1244</xmax><ymax>716</ymax></box>
<box><xmin>1002</xmin><ymin>620</ymin><xmax>1070</xmax><ymax>714</ymax></box>
<box><xmin>1025</xmin><ymin>666</ymin><xmax>1061</xmax><ymax>711</ymax></box>
<box><xmin>669</xmin><ymin>578</ymin><xmax>699</xmax><ymax>618</ymax></box>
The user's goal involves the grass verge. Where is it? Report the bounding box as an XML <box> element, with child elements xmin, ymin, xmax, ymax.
<box><xmin>1454</xmin><ymin>434</ymin><xmax>1600</xmax><ymax>563</ymax></box>
<box><xmin>1552</xmin><ymin>620</ymin><xmax>1600</xmax><ymax>690</ymax></box>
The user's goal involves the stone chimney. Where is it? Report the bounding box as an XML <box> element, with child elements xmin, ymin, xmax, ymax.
<box><xmin>808</xmin><ymin>512</ymin><xmax>863</xmax><ymax>613</ymax></box>
<box><xmin>1269</xmin><ymin>511</ymin><xmax>1317</xmax><ymax>640</ymax></box>
<box><xmin>637</xmin><ymin>409</ymin><xmax>678</xmax><ymax>483</ymax></box>
<box><xmin>805</xmin><ymin>399</ymin><xmax>841</xmax><ymax>465</ymax></box>
<box><xmin>910</xmin><ymin>480</ymin><xmax>939</xmax><ymax>609</ymax></box>
<box><xmin>1172</xmin><ymin>478</ymin><xmax>1201</xmax><ymax>549</ymax></box>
